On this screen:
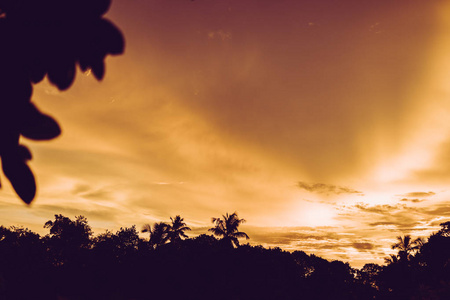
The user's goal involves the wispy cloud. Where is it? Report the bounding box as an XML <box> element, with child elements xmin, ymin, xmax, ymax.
<box><xmin>338</xmin><ymin>202</ymin><xmax>447</xmax><ymax>235</ymax></box>
<box><xmin>395</xmin><ymin>191</ymin><xmax>435</xmax><ymax>205</ymax></box>
<box><xmin>422</xmin><ymin>204</ymin><xmax>450</xmax><ymax>217</ymax></box>
<box><xmin>298</xmin><ymin>182</ymin><xmax>364</xmax><ymax>196</ymax></box>
<box><xmin>72</xmin><ymin>183</ymin><xmax>116</xmax><ymax>200</ymax></box>
<box><xmin>246</xmin><ymin>227</ymin><xmax>340</xmax><ymax>246</ymax></box>
<box><xmin>241</xmin><ymin>226</ymin><xmax>385</xmax><ymax>266</ymax></box>
<box><xmin>353</xmin><ymin>203</ymin><xmax>406</xmax><ymax>214</ymax></box>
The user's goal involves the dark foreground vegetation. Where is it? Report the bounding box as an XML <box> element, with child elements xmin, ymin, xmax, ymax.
<box><xmin>0</xmin><ymin>214</ymin><xmax>449</xmax><ymax>300</ymax></box>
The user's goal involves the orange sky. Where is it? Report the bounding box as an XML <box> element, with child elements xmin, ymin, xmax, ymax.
<box><xmin>1</xmin><ymin>0</ymin><xmax>450</xmax><ymax>268</ymax></box>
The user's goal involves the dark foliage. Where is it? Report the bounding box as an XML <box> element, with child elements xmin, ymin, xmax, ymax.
<box><xmin>1</xmin><ymin>216</ymin><xmax>449</xmax><ymax>299</ymax></box>
<box><xmin>0</xmin><ymin>0</ymin><xmax>124</xmax><ymax>204</ymax></box>
<box><xmin>377</xmin><ymin>222</ymin><xmax>450</xmax><ymax>300</ymax></box>
<box><xmin>209</xmin><ymin>212</ymin><xmax>249</xmax><ymax>248</ymax></box>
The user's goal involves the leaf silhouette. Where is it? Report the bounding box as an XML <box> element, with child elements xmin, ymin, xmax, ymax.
<box><xmin>47</xmin><ymin>59</ymin><xmax>76</xmax><ymax>91</ymax></box>
<box><xmin>2</xmin><ymin>152</ymin><xmax>36</xmax><ymax>204</ymax></box>
<box><xmin>0</xmin><ymin>0</ymin><xmax>124</xmax><ymax>203</ymax></box>
<box><xmin>20</xmin><ymin>103</ymin><xmax>61</xmax><ymax>141</ymax></box>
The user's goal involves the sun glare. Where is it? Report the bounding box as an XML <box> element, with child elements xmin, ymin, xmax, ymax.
<box><xmin>366</xmin><ymin>5</ymin><xmax>450</xmax><ymax>186</ymax></box>
<box><xmin>297</xmin><ymin>204</ymin><xmax>337</xmax><ymax>227</ymax></box>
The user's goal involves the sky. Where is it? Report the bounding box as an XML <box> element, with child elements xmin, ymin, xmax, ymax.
<box><xmin>1</xmin><ymin>0</ymin><xmax>450</xmax><ymax>268</ymax></box>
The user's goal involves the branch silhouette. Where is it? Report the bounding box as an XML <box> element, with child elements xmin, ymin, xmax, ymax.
<box><xmin>0</xmin><ymin>0</ymin><xmax>124</xmax><ymax>204</ymax></box>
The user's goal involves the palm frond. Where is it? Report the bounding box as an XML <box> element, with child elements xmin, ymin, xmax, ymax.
<box><xmin>208</xmin><ymin>227</ymin><xmax>225</xmax><ymax>237</ymax></box>
<box><xmin>234</xmin><ymin>231</ymin><xmax>250</xmax><ymax>239</ymax></box>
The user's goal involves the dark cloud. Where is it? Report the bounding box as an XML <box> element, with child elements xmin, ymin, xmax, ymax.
<box><xmin>352</xmin><ymin>242</ymin><xmax>376</xmax><ymax>251</ymax></box>
<box><xmin>303</xmin><ymin>198</ymin><xmax>337</xmax><ymax>205</ymax></box>
<box><xmin>345</xmin><ymin>202</ymin><xmax>450</xmax><ymax>233</ymax></box>
<box><xmin>353</xmin><ymin>203</ymin><xmax>406</xmax><ymax>214</ymax></box>
<box><xmin>399</xmin><ymin>191</ymin><xmax>435</xmax><ymax>198</ymax></box>
<box><xmin>185</xmin><ymin>226</ymin><xmax>345</xmax><ymax>247</ymax></box>
<box><xmin>422</xmin><ymin>205</ymin><xmax>450</xmax><ymax>217</ymax></box>
<box><xmin>339</xmin><ymin>203</ymin><xmax>422</xmax><ymax>231</ymax></box>
<box><xmin>308</xmin><ymin>241</ymin><xmax>378</xmax><ymax>253</ymax></box>
<box><xmin>400</xmin><ymin>198</ymin><xmax>425</xmax><ymax>203</ymax></box>
<box><xmin>368</xmin><ymin>221</ymin><xmax>395</xmax><ymax>226</ymax></box>
<box><xmin>298</xmin><ymin>182</ymin><xmax>363</xmax><ymax>196</ymax></box>
<box><xmin>367</xmin><ymin>221</ymin><xmax>419</xmax><ymax>229</ymax></box>
<box><xmin>248</xmin><ymin>228</ymin><xmax>341</xmax><ymax>246</ymax></box>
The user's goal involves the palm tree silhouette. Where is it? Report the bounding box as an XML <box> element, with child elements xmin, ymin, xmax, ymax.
<box><xmin>166</xmin><ymin>215</ymin><xmax>191</xmax><ymax>243</ymax></box>
<box><xmin>142</xmin><ymin>222</ymin><xmax>169</xmax><ymax>249</ymax></box>
<box><xmin>208</xmin><ymin>212</ymin><xmax>249</xmax><ymax>248</ymax></box>
<box><xmin>391</xmin><ymin>235</ymin><xmax>422</xmax><ymax>262</ymax></box>
<box><xmin>384</xmin><ymin>254</ymin><xmax>399</xmax><ymax>265</ymax></box>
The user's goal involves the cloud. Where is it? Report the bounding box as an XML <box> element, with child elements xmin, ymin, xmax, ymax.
<box><xmin>239</xmin><ymin>226</ymin><xmax>341</xmax><ymax>245</ymax></box>
<box><xmin>428</xmin><ymin>219</ymin><xmax>450</xmax><ymax>227</ymax></box>
<box><xmin>207</xmin><ymin>30</ymin><xmax>232</xmax><ymax>40</ymax></box>
<box><xmin>395</xmin><ymin>191</ymin><xmax>435</xmax><ymax>205</ymax></box>
<box><xmin>367</xmin><ymin>221</ymin><xmax>395</xmax><ymax>226</ymax></box>
<box><xmin>298</xmin><ymin>182</ymin><xmax>364</xmax><ymax>196</ymax></box>
<box><xmin>247</xmin><ymin>228</ymin><xmax>340</xmax><ymax>246</ymax></box>
<box><xmin>71</xmin><ymin>183</ymin><xmax>115</xmax><ymax>200</ymax></box>
<box><xmin>351</xmin><ymin>242</ymin><xmax>377</xmax><ymax>252</ymax></box>
<box><xmin>399</xmin><ymin>192</ymin><xmax>435</xmax><ymax>198</ymax></box>
<box><xmin>422</xmin><ymin>205</ymin><xmax>450</xmax><ymax>217</ymax></box>
<box><xmin>359</xmin><ymin>204</ymin><xmax>421</xmax><ymax>229</ymax></box>
<box><xmin>187</xmin><ymin>225</ymin><xmax>384</xmax><ymax>266</ymax></box>
<box><xmin>353</xmin><ymin>203</ymin><xmax>407</xmax><ymax>214</ymax></box>
<box><xmin>400</xmin><ymin>198</ymin><xmax>425</xmax><ymax>203</ymax></box>
<box><xmin>316</xmin><ymin>241</ymin><xmax>377</xmax><ymax>252</ymax></box>
<box><xmin>340</xmin><ymin>202</ymin><xmax>449</xmax><ymax>234</ymax></box>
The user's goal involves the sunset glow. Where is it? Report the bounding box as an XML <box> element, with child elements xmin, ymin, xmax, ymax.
<box><xmin>1</xmin><ymin>0</ymin><xmax>450</xmax><ymax>268</ymax></box>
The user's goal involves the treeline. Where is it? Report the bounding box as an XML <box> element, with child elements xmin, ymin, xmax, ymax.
<box><xmin>0</xmin><ymin>214</ymin><xmax>449</xmax><ymax>300</ymax></box>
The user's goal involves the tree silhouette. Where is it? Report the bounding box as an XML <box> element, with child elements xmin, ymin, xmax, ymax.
<box><xmin>0</xmin><ymin>0</ymin><xmax>124</xmax><ymax>204</ymax></box>
<box><xmin>94</xmin><ymin>226</ymin><xmax>140</xmax><ymax>261</ymax></box>
<box><xmin>437</xmin><ymin>221</ymin><xmax>450</xmax><ymax>237</ymax></box>
<box><xmin>0</xmin><ymin>226</ymin><xmax>52</xmax><ymax>299</ymax></box>
<box><xmin>357</xmin><ymin>263</ymin><xmax>382</xmax><ymax>289</ymax></box>
<box><xmin>166</xmin><ymin>215</ymin><xmax>191</xmax><ymax>243</ymax></box>
<box><xmin>4</xmin><ymin>214</ymin><xmax>450</xmax><ymax>299</ymax></box>
<box><xmin>384</xmin><ymin>254</ymin><xmax>399</xmax><ymax>265</ymax></box>
<box><xmin>208</xmin><ymin>212</ymin><xmax>249</xmax><ymax>248</ymax></box>
<box><xmin>391</xmin><ymin>235</ymin><xmax>421</xmax><ymax>262</ymax></box>
<box><xmin>44</xmin><ymin>214</ymin><xmax>92</xmax><ymax>265</ymax></box>
<box><xmin>418</xmin><ymin>222</ymin><xmax>450</xmax><ymax>284</ymax></box>
<box><xmin>142</xmin><ymin>221</ymin><xmax>169</xmax><ymax>249</ymax></box>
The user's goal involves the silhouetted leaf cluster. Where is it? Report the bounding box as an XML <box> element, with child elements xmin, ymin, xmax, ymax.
<box><xmin>1</xmin><ymin>216</ymin><xmax>449</xmax><ymax>299</ymax></box>
<box><xmin>0</xmin><ymin>0</ymin><xmax>124</xmax><ymax>204</ymax></box>
<box><xmin>142</xmin><ymin>215</ymin><xmax>191</xmax><ymax>250</ymax></box>
<box><xmin>208</xmin><ymin>212</ymin><xmax>249</xmax><ymax>248</ymax></box>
